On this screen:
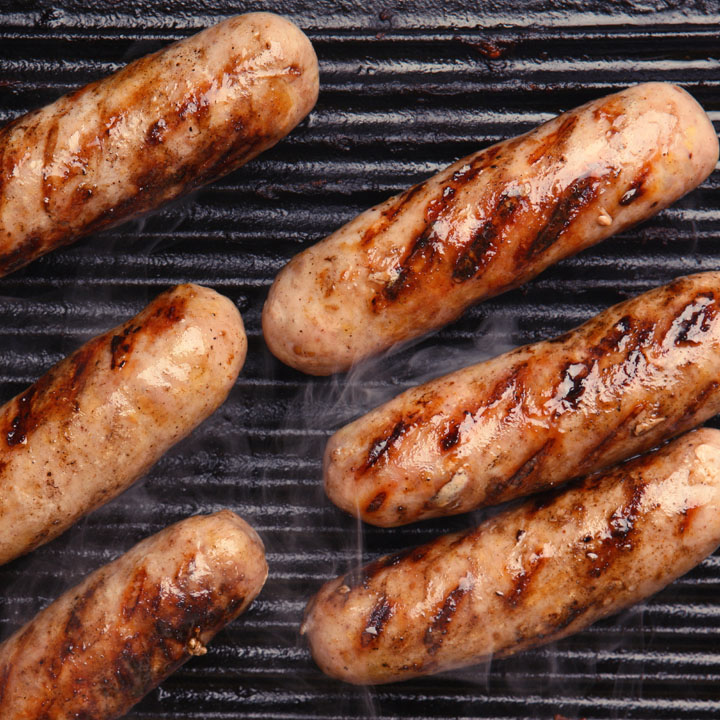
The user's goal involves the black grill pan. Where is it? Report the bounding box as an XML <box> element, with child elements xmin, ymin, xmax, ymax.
<box><xmin>0</xmin><ymin>2</ymin><xmax>719</xmax><ymax>718</ymax></box>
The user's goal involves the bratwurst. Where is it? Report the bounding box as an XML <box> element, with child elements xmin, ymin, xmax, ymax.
<box><xmin>0</xmin><ymin>283</ymin><xmax>245</xmax><ymax>565</ymax></box>
<box><xmin>0</xmin><ymin>510</ymin><xmax>268</xmax><ymax>716</ymax></box>
<box><xmin>325</xmin><ymin>272</ymin><xmax>720</xmax><ymax>526</ymax></box>
<box><xmin>306</xmin><ymin>429</ymin><xmax>720</xmax><ymax>684</ymax></box>
<box><xmin>0</xmin><ymin>12</ymin><xmax>319</xmax><ymax>275</ymax></box>
<box><xmin>264</xmin><ymin>82</ymin><xmax>718</xmax><ymax>375</ymax></box>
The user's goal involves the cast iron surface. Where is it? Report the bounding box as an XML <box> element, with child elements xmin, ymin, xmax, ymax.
<box><xmin>0</xmin><ymin>1</ymin><xmax>719</xmax><ymax>718</ymax></box>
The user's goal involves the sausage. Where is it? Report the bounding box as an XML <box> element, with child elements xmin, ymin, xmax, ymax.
<box><xmin>325</xmin><ymin>272</ymin><xmax>720</xmax><ymax>526</ymax></box>
<box><xmin>0</xmin><ymin>283</ymin><xmax>245</xmax><ymax>565</ymax></box>
<box><xmin>0</xmin><ymin>12</ymin><xmax>319</xmax><ymax>276</ymax></box>
<box><xmin>0</xmin><ymin>510</ymin><xmax>268</xmax><ymax>716</ymax></box>
<box><xmin>263</xmin><ymin>82</ymin><xmax>718</xmax><ymax>375</ymax></box>
<box><xmin>305</xmin><ymin>429</ymin><xmax>720</xmax><ymax>684</ymax></box>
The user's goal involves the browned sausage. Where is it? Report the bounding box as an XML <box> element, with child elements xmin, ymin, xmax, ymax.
<box><xmin>0</xmin><ymin>283</ymin><xmax>245</xmax><ymax>565</ymax></box>
<box><xmin>0</xmin><ymin>12</ymin><xmax>319</xmax><ymax>275</ymax></box>
<box><xmin>263</xmin><ymin>82</ymin><xmax>718</xmax><ymax>374</ymax></box>
<box><xmin>305</xmin><ymin>429</ymin><xmax>720</xmax><ymax>684</ymax></box>
<box><xmin>0</xmin><ymin>510</ymin><xmax>268</xmax><ymax>716</ymax></box>
<box><xmin>325</xmin><ymin>272</ymin><xmax>720</xmax><ymax>526</ymax></box>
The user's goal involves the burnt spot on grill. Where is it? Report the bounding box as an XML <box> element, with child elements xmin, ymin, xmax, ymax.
<box><xmin>505</xmin><ymin>552</ymin><xmax>548</xmax><ymax>608</ymax></box>
<box><xmin>527</xmin><ymin>113</ymin><xmax>579</xmax><ymax>165</ymax></box>
<box><xmin>365</xmin><ymin>491</ymin><xmax>387</xmax><ymax>513</ymax></box>
<box><xmin>520</xmin><ymin>175</ymin><xmax>601</xmax><ymax>262</ymax></box>
<box><xmin>665</xmin><ymin>293</ymin><xmax>717</xmax><ymax>347</ymax></box>
<box><xmin>424</xmin><ymin>584</ymin><xmax>470</xmax><ymax>654</ymax></box>
<box><xmin>363</xmin><ymin>420</ymin><xmax>407</xmax><ymax>471</ymax></box>
<box><xmin>452</xmin><ymin>194</ymin><xmax>519</xmax><ymax>282</ymax></box>
<box><xmin>360</xmin><ymin>596</ymin><xmax>394</xmax><ymax>647</ymax></box>
<box><xmin>619</xmin><ymin>164</ymin><xmax>651</xmax><ymax>206</ymax></box>
<box><xmin>586</xmin><ymin>481</ymin><xmax>646</xmax><ymax>578</ymax></box>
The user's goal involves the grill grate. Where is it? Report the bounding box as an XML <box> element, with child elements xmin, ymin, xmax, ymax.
<box><xmin>0</xmin><ymin>2</ymin><xmax>719</xmax><ymax>718</ymax></box>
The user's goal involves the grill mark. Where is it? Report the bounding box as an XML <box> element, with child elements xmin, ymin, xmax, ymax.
<box><xmin>520</xmin><ymin>175</ymin><xmax>601</xmax><ymax>262</ymax></box>
<box><xmin>667</xmin><ymin>381</ymin><xmax>720</xmax><ymax>435</ymax></box>
<box><xmin>619</xmin><ymin>163</ymin><xmax>651</xmax><ymax>206</ymax></box>
<box><xmin>343</xmin><ymin>546</ymin><xmax>420</xmax><ymax>590</ymax></box>
<box><xmin>586</xmin><ymin>481</ymin><xmax>646</xmax><ymax>578</ymax></box>
<box><xmin>527</xmin><ymin>113</ymin><xmax>579</xmax><ymax>165</ymax></box>
<box><xmin>575</xmin><ymin>405</ymin><xmax>646</xmax><ymax>474</ymax></box>
<box><xmin>360</xmin><ymin>596</ymin><xmax>393</xmax><ymax>647</ymax></box>
<box><xmin>554</xmin><ymin>361</ymin><xmax>591</xmax><ymax>410</ymax></box>
<box><xmin>487</xmin><ymin>438</ymin><xmax>554</xmax><ymax>503</ymax></box>
<box><xmin>505</xmin><ymin>552</ymin><xmax>547</xmax><ymax>608</ymax></box>
<box><xmin>122</xmin><ymin>566</ymin><xmax>149</xmax><ymax>620</ymax></box>
<box><xmin>679</xmin><ymin>505</ymin><xmax>701</xmax><ymax>536</ymax></box>
<box><xmin>363</xmin><ymin>420</ymin><xmax>407</xmax><ymax>471</ymax></box>
<box><xmin>452</xmin><ymin>194</ymin><xmax>519</xmax><ymax>282</ymax></box>
<box><xmin>110</xmin><ymin>295</ymin><xmax>187</xmax><ymax>371</ymax></box>
<box><xmin>665</xmin><ymin>293</ymin><xmax>717</xmax><ymax>347</ymax></box>
<box><xmin>41</xmin><ymin>120</ymin><xmax>60</xmax><ymax>219</ymax></box>
<box><xmin>423</xmin><ymin>584</ymin><xmax>469</xmax><ymax>655</ymax></box>
<box><xmin>360</xmin><ymin>182</ymin><xmax>427</xmax><ymax>248</ymax></box>
<box><xmin>365</xmin><ymin>491</ymin><xmax>387</xmax><ymax>513</ymax></box>
<box><xmin>4</xmin><ymin>337</ymin><xmax>99</xmax><ymax>448</ymax></box>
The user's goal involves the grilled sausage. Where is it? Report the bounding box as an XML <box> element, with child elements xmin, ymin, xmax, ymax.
<box><xmin>0</xmin><ymin>283</ymin><xmax>245</xmax><ymax>565</ymax></box>
<box><xmin>0</xmin><ymin>510</ymin><xmax>268</xmax><ymax>716</ymax></box>
<box><xmin>305</xmin><ymin>429</ymin><xmax>720</xmax><ymax>684</ymax></box>
<box><xmin>325</xmin><ymin>272</ymin><xmax>720</xmax><ymax>526</ymax></box>
<box><xmin>263</xmin><ymin>82</ymin><xmax>718</xmax><ymax>375</ymax></box>
<box><xmin>0</xmin><ymin>12</ymin><xmax>319</xmax><ymax>276</ymax></box>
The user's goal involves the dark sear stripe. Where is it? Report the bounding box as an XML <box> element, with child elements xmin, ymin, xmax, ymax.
<box><xmin>520</xmin><ymin>174</ymin><xmax>604</xmax><ymax>263</ymax></box>
<box><xmin>360</xmin><ymin>182</ymin><xmax>427</xmax><ymax>248</ymax></box>
<box><xmin>363</xmin><ymin>420</ymin><xmax>407</xmax><ymax>472</ymax></box>
<box><xmin>527</xmin><ymin>113</ymin><xmax>579</xmax><ymax>166</ymax></box>
<box><xmin>424</xmin><ymin>584</ymin><xmax>470</xmax><ymax>655</ymax></box>
<box><xmin>486</xmin><ymin>438</ymin><xmax>554</xmax><ymax>504</ymax></box>
<box><xmin>360</xmin><ymin>595</ymin><xmax>393</xmax><ymax>647</ymax></box>
<box><xmin>452</xmin><ymin>194</ymin><xmax>520</xmax><ymax>282</ymax></box>
<box><xmin>504</xmin><ymin>552</ymin><xmax>547</xmax><ymax>608</ymax></box>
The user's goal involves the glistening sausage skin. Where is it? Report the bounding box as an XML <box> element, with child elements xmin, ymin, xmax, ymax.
<box><xmin>325</xmin><ymin>272</ymin><xmax>720</xmax><ymax>526</ymax></box>
<box><xmin>0</xmin><ymin>511</ymin><xmax>268</xmax><ymax>716</ymax></box>
<box><xmin>305</xmin><ymin>429</ymin><xmax>720</xmax><ymax>684</ymax></box>
<box><xmin>264</xmin><ymin>83</ymin><xmax>718</xmax><ymax>375</ymax></box>
<box><xmin>0</xmin><ymin>283</ymin><xmax>246</xmax><ymax>565</ymax></box>
<box><xmin>0</xmin><ymin>12</ymin><xmax>319</xmax><ymax>275</ymax></box>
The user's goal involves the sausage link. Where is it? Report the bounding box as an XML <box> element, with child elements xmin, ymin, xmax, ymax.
<box><xmin>0</xmin><ymin>12</ymin><xmax>319</xmax><ymax>275</ymax></box>
<box><xmin>0</xmin><ymin>283</ymin><xmax>246</xmax><ymax>565</ymax></box>
<box><xmin>0</xmin><ymin>510</ymin><xmax>268</xmax><ymax>716</ymax></box>
<box><xmin>325</xmin><ymin>272</ymin><xmax>720</xmax><ymax>526</ymax></box>
<box><xmin>306</xmin><ymin>429</ymin><xmax>720</xmax><ymax>684</ymax></box>
<box><xmin>263</xmin><ymin>82</ymin><xmax>718</xmax><ymax>375</ymax></box>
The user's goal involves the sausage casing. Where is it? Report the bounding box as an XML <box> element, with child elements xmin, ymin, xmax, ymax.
<box><xmin>0</xmin><ymin>12</ymin><xmax>319</xmax><ymax>275</ymax></box>
<box><xmin>0</xmin><ymin>510</ymin><xmax>268</xmax><ymax>716</ymax></box>
<box><xmin>325</xmin><ymin>272</ymin><xmax>720</xmax><ymax>526</ymax></box>
<box><xmin>263</xmin><ymin>82</ymin><xmax>718</xmax><ymax>375</ymax></box>
<box><xmin>306</xmin><ymin>429</ymin><xmax>720</xmax><ymax>684</ymax></box>
<box><xmin>0</xmin><ymin>283</ymin><xmax>246</xmax><ymax>565</ymax></box>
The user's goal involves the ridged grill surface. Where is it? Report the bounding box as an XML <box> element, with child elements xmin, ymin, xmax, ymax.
<box><xmin>0</xmin><ymin>1</ymin><xmax>719</xmax><ymax>718</ymax></box>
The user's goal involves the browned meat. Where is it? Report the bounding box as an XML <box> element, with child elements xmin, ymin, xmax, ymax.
<box><xmin>263</xmin><ymin>82</ymin><xmax>718</xmax><ymax>374</ymax></box>
<box><xmin>0</xmin><ymin>12</ymin><xmax>319</xmax><ymax>275</ymax></box>
<box><xmin>305</xmin><ymin>429</ymin><xmax>720</xmax><ymax>684</ymax></box>
<box><xmin>0</xmin><ymin>283</ymin><xmax>246</xmax><ymax>565</ymax></box>
<box><xmin>325</xmin><ymin>272</ymin><xmax>720</xmax><ymax>526</ymax></box>
<box><xmin>0</xmin><ymin>510</ymin><xmax>268</xmax><ymax>716</ymax></box>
